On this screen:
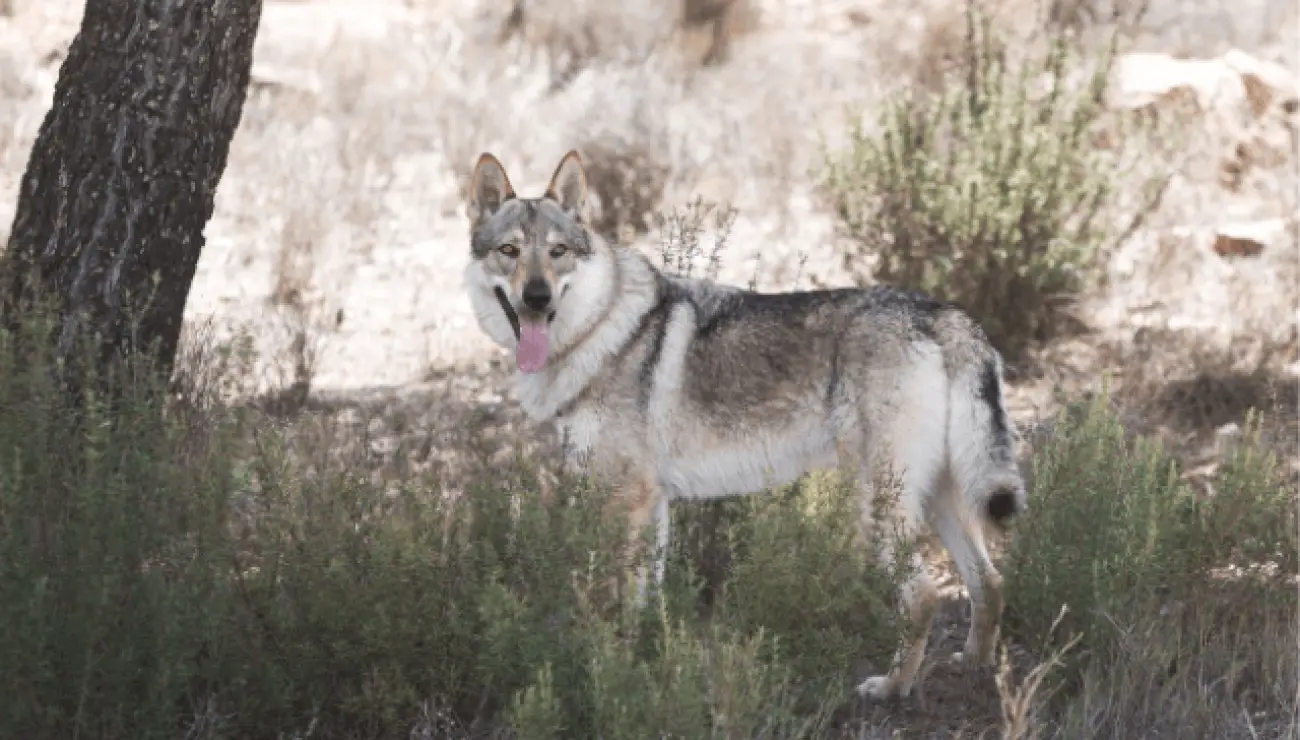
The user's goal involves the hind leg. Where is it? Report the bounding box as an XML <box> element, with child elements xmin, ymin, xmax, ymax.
<box><xmin>857</xmin><ymin>541</ymin><xmax>940</xmax><ymax>700</ymax></box>
<box><xmin>931</xmin><ymin>494</ymin><xmax>1004</xmax><ymax>667</ymax></box>
<box><xmin>844</xmin><ymin>438</ymin><xmax>943</xmax><ymax>700</ymax></box>
<box><xmin>836</xmin><ymin>346</ymin><xmax>953</xmax><ymax>700</ymax></box>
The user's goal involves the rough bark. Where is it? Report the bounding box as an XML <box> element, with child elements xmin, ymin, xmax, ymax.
<box><xmin>2</xmin><ymin>0</ymin><xmax>263</xmax><ymax>384</ymax></box>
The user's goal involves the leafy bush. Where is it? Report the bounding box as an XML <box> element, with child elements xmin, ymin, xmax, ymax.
<box><xmin>2</xmin><ymin>300</ymin><xmax>1292</xmax><ymax>738</ymax></box>
<box><xmin>0</xmin><ymin>312</ymin><xmax>241</xmax><ymax>740</ymax></box>
<box><xmin>1003</xmin><ymin>390</ymin><xmax>1298</xmax><ymax>735</ymax></box>
<box><xmin>823</xmin><ymin>6</ymin><xmax>1125</xmax><ymax>356</ymax></box>
<box><xmin>0</xmin><ymin>309</ymin><xmax>902</xmax><ymax>739</ymax></box>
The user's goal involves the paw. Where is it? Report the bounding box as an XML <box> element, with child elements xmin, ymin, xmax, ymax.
<box><xmin>856</xmin><ymin>674</ymin><xmax>911</xmax><ymax>701</ymax></box>
<box><xmin>951</xmin><ymin>647</ymin><xmax>997</xmax><ymax>669</ymax></box>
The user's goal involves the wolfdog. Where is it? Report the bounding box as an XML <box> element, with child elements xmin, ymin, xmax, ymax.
<box><xmin>462</xmin><ymin>150</ymin><xmax>1028</xmax><ymax>701</ymax></box>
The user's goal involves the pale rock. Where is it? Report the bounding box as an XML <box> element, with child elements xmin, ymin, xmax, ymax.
<box><xmin>1111</xmin><ymin>49</ymin><xmax>1296</xmax><ymax>122</ymax></box>
<box><xmin>1212</xmin><ymin>217</ymin><xmax>1289</xmax><ymax>258</ymax></box>
<box><xmin>1221</xmin><ymin>49</ymin><xmax>1299</xmax><ymax>119</ymax></box>
<box><xmin>1222</xmin><ymin>122</ymin><xmax>1294</xmax><ymax>191</ymax></box>
<box><xmin>1110</xmin><ymin>52</ymin><xmax>1247</xmax><ymax>117</ymax></box>
<box><xmin>1110</xmin><ymin>50</ymin><xmax>1298</xmax><ymax>189</ymax></box>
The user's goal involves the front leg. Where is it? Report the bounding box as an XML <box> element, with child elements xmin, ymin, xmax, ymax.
<box><xmin>542</xmin><ymin>416</ymin><xmax>594</xmax><ymax>507</ymax></box>
<box><xmin>605</xmin><ymin>471</ymin><xmax>670</xmax><ymax>609</ymax></box>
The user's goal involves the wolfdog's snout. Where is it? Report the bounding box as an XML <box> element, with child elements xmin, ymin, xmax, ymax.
<box><xmin>522</xmin><ymin>278</ymin><xmax>552</xmax><ymax>312</ymax></box>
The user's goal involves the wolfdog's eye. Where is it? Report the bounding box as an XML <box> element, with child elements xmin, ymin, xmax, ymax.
<box><xmin>549</xmin><ymin>245</ymin><xmax>567</xmax><ymax>258</ymax></box>
<box><xmin>498</xmin><ymin>244</ymin><xmax>520</xmax><ymax>258</ymax></box>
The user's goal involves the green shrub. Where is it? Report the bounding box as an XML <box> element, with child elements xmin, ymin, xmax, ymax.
<box><xmin>6</xmin><ymin>297</ymin><xmax>1288</xmax><ymax>738</ymax></box>
<box><xmin>823</xmin><ymin>6</ymin><xmax>1124</xmax><ymax>356</ymax></box>
<box><xmin>0</xmin><ymin>307</ymin><xmax>903</xmax><ymax>738</ymax></box>
<box><xmin>497</xmin><ymin>470</ymin><xmax>905</xmax><ymax>739</ymax></box>
<box><xmin>0</xmin><ymin>312</ymin><xmax>241</xmax><ymax>740</ymax></box>
<box><xmin>713</xmin><ymin>471</ymin><xmax>907</xmax><ymax>703</ymax></box>
<box><xmin>1003</xmin><ymin>389</ymin><xmax>1298</xmax><ymax>732</ymax></box>
<box><xmin>572</xmin><ymin>611</ymin><xmax>823</xmax><ymax>740</ymax></box>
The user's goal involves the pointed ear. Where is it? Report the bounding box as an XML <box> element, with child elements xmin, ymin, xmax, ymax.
<box><xmin>468</xmin><ymin>152</ymin><xmax>515</xmax><ymax>225</ymax></box>
<box><xmin>544</xmin><ymin>150</ymin><xmax>589</xmax><ymax>222</ymax></box>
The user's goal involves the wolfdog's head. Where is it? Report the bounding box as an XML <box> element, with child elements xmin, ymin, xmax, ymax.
<box><xmin>463</xmin><ymin>150</ymin><xmax>615</xmax><ymax>374</ymax></box>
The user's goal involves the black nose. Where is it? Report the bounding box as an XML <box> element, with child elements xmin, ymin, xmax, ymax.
<box><xmin>522</xmin><ymin>279</ymin><xmax>552</xmax><ymax>312</ymax></box>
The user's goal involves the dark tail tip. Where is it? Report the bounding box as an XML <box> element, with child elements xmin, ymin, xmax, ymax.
<box><xmin>986</xmin><ymin>485</ymin><xmax>1025</xmax><ymax>529</ymax></box>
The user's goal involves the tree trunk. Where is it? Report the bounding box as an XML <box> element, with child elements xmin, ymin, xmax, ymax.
<box><xmin>2</xmin><ymin>0</ymin><xmax>263</xmax><ymax>386</ymax></box>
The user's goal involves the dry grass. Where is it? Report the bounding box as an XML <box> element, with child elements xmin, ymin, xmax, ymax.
<box><xmin>5</xmin><ymin>0</ymin><xmax>1288</xmax><ymax>389</ymax></box>
<box><xmin>1108</xmin><ymin>327</ymin><xmax>1299</xmax><ymax>455</ymax></box>
<box><xmin>204</xmin><ymin>0</ymin><xmax>881</xmax><ymax>385</ymax></box>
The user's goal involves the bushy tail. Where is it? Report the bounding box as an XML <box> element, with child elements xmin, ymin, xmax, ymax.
<box><xmin>946</xmin><ymin>353</ymin><xmax>1027</xmax><ymax>529</ymax></box>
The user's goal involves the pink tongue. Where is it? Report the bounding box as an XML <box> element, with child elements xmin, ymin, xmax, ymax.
<box><xmin>516</xmin><ymin>321</ymin><xmax>550</xmax><ymax>374</ymax></box>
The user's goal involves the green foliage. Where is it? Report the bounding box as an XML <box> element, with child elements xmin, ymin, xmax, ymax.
<box><xmin>824</xmin><ymin>7</ymin><xmax>1125</xmax><ymax>356</ymax></box>
<box><xmin>0</xmin><ymin>312</ymin><xmax>240</xmax><ymax>740</ymax></box>
<box><xmin>1003</xmin><ymin>388</ymin><xmax>1298</xmax><ymax>720</ymax></box>
<box><xmin>0</xmin><ymin>310</ymin><xmax>899</xmax><ymax>739</ymax></box>
<box><xmin>2</xmin><ymin>304</ymin><xmax>1292</xmax><ymax>738</ymax></box>
<box><xmin>716</xmin><ymin>471</ymin><xmax>907</xmax><ymax>701</ymax></box>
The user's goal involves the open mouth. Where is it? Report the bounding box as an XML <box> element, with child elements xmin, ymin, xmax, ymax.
<box><xmin>493</xmin><ymin>287</ymin><xmax>557</xmax><ymax>375</ymax></box>
<box><xmin>492</xmin><ymin>287</ymin><xmax>556</xmax><ymax>341</ymax></box>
